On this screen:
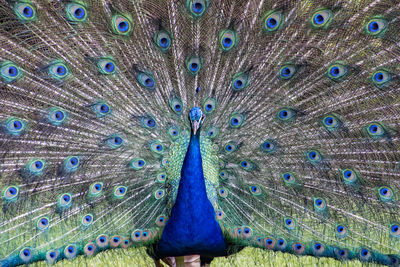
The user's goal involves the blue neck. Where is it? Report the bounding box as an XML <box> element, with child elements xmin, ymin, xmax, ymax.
<box><xmin>158</xmin><ymin>131</ymin><xmax>226</xmax><ymax>257</ymax></box>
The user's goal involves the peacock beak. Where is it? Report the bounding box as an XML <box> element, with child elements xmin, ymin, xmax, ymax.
<box><xmin>192</xmin><ymin>120</ymin><xmax>201</xmax><ymax>135</ymax></box>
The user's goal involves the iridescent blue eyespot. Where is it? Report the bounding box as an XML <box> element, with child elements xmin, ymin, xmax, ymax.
<box><xmin>93</xmin><ymin>101</ymin><xmax>111</xmax><ymax>117</ymax></box>
<box><xmin>306</xmin><ymin>150</ymin><xmax>322</xmax><ymax>164</ymax></box>
<box><xmin>19</xmin><ymin>248</ymin><xmax>33</xmax><ymax>263</ymax></box>
<box><xmin>219</xmin><ymin>30</ymin><xmax>238</xmax><ymax>51</ymax></box>
<box><xmin>137</xmin><ymin>72</ymin><xmax>155</xmax><ymax>90</ymax></box>
<box><xmin>4</xmin><ymin>117</ymin><xmax>26</xmax><ymax>136</ymax></box>
<box><xmin>279</xmin><ymin>64</ymin><xmax>296</xmax><ymax>79</ymax></box>
<box><xmin>14</xmin><ymin>3</ymin><xmax>36</xmax><ymax>21</ymax></box>
<box><xmin>141</xmin><ymin>116</ymin><xmax>156</xmax><ymax>129</ymax></box>
<box><xmin>371</xmin><ymin>69</ymin><xmax>391</xmax><ymax>87</ymax></box>
<box><xmin>97</xmin><ymin>58</ymin><xmax>116</xmax><ymax>74</ymax></box>
<box><xmin>112</xmin><ymin>14</ymin><xmax>133</xmax><ymax>35</ymax></box>
<box><xmin>229</xmin><ymin>113</ymin><xmax>245</xmax><ymax>128</ymax></box>
<box><xmin>311</xmin><ymin>9</ymin><xmax>333</xmax><ymax>28</ymax></box>
<box><xmin>66</xmin><ymin>3</ymin><xmax>87</xmax><ymax>22</ymax></box>
<box><xmin>366</xmin><ymin>18</ymin><xmax>387</xmax><ymax>36</ymax></box>
<box><xmin>186</xmin><ymin>0</ymin><xmax>208</xmax><ymax>17</ymax></box>
<box><xmin>284</xmin><ymin>217</ymin><xmax>295</xmax><ymax>230</ymax></box>
<box><xmin>327</xmin><ymin>63</ymin><xmax>347</xmax><ymax>80</ymax></box>
<box><xmin>0</xmin><ymin>61</ymin><xmax>22</xmax><ymax>82</ymax></box>
<box><xmin>335</xmin><ymin>224</ymin><xmax>347</xmax><ymax>238</ymax></box>
<box><xmin>57</xmin><ymin>193</ymin><xmax>72</xmax><ymax>210</ymax></box>
<box><xmin>263</xmin><ymin>11</ymin><xmax>284</xmax><ymax>32</ymax></box>
<box><xmin>48</xmin><ymin>61</ymin><xmax>69</xmax><ymax>80</ymax></box>
<box><xmin>64</xmin><ymin>245</ymin><xmax>77</xmax><ymax>259</ymax></box>
<box><xmin>365</xmin><ymin>122</ymin><xmax>387</xmax><ymax>139</ymax></box>
<box><xmin>107</xmin><ymin>134</ymin><xmax>124</xmax><ymax>149</ymax></box>
<box><xmin>169</xmin><ymin>97</ymin><xmax>183</xmax><ymax>115</ymax></box>
<box><xmin>128</xmin><ymin>158</ymin><xmax>146</xmax><ymax>170</ymax></box>
<box><xmin>4</xmin><ymin>185</ymin><xmax>19</xmax><ymax>202</ymax></box>
<box><xmin>276</xmin><ymin>107</ymin><xmax>296</xmax><ymax>122</ymax></box>
<box><xmin>378</xmin><ymin>186</ymin><xmax>393</xmax><ymax>202</ymax></box>
<box><xmin>154</xmin><ymin>30</ymin><xmax>172</xmax><ymax>52</ymax></box>
<box><xmin>82</xmin><ymin>214</ymin><xmax>94</xmax><ymax>227</ymax></box>
<box><xmin>232</xmin><ymin>72</ymin><xmax>249</xmax><ymax>91</ymax></box>
<box><xmin>37</xmin><ymin>217</ymin><xmax>49</xmax><ymax>230</ymax></box>
<box><xmin>390</xmin><ymin>224</ymin><xmax>400</xmax><ymax>237</ymax></box>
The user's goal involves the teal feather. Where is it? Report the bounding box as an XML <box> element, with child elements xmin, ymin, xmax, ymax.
<box><xmin>0</xmin><ymin>0</ymin><xmax>400</xmax><ymax>266</ymax></box>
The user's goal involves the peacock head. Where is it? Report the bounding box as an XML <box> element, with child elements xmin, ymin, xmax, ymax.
<box><xmin>189</xmin><ymin>107</ymin><xmax>205</xmax><ymax>135</ymax></box>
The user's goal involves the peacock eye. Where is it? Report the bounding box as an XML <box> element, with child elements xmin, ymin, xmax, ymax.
<box><xmin>219</xmin><ymin>30</ymin><xmax>238</xmax><ymax>51</ymax></box>
<box><xmin>327</xmin><ymin>64</ymin><xmax>347</xmax><ymax>80</ymax></box>
<box><xmin>5</xmin><ymin>117</ymin><xmax>26</xmax><ymax>135</ymax></box>
<box><xmin>371</xmin><ymin>69</ymin><xmax>391</xmax><ymax>87</ymax></box>
<box><xmin>150</xmin><ymin>140</ymin><xmax>165</xmax><ymax>155</ymax></box>
<box><xmin>187</xmin><ymin>0</ymin><xmax>209</xmax><ymax>17</ymax></box>
<box><xmin>279</xmin><ymin>64</ymin><xmax>296</xmax><ymax>79</ymax></box>
<box><xmin>169</xmin><ymin>97</ymin><xmax>183</xmax><ymax>114</ymax></box>
<box><xmin>81</xmin><ymin>214</ymin><xmax>94</xmax><ymax>226</ymax></box>
<box><xmin>137</xmin><ymin>72</ymin><xmax>155</xmax><ymax>90</ymax></box>
<box><xmin>306</xmin><ymin>150</ymin><xmax>322</xmax><ymax>164</ymax></box>
<box><xmin>154</xmin><ymin>189</ymin><xmax>165</xmax><ymax>199</ymax></box>
<box><xmin>365</xmin><ymin>122</ymin><xmax>387</xmax><ymax>139</ymax></box>
<box><xmin>48</xmin><ymin>61</ymin><xmax>70</xmax><ymax>80</ymax></box>
<box><xmin>66</xmin><ymin>3</ymin><xmax>87</xmax><ymax>22</ymax></box>
<box><xmin>14</xmin><ymin>2</ymin><xmax>36</xmax><ymax>21</ymax></box>
<box><xmin>93</xmin><ymin>101</ymin><xmax>111</xmax><ymax>117</ymax></box>
<box><xmin>186</xmin><ymin>56</ymin><xmax>203</xmax><ymax>75</ymax></box>
<box><xmin>106</xmin><ymin>134</ymin><xmax>124</xmax><ymax>149</ymax></box>
<box><xmin>311</xmin><ymin>9</ymin><xmax>333</xmax><ymax>28</ymax></box>
<box><xmin>263</xmin><ymin>11</ymin><xmax>284</xmax><ymax>32</ymax></box>
<box><xmin>260</xmin><ymin>140</ymin><xmax>277</xmax><ymax>153</ymax></box>
<box><xmin>19</xmin><ymin>248</ymin><xmax>33</xmax><ymax>263</ymax></box>
<box><xmin>154</xmin><ymin>30</ymin><xmax>172</xmax><ymax>52</ymax></box>
<box><xmin>229</xmin><ymin>113</ymin><xmax>245</xmax><ymax>128</ymax></box>
<box><xmin>378</xmin><ymin>186</ymin><xmax>393</xmax><ymax>202</ymax></box>
<box><xmin>366</xmin><ymin>18</ymin><xmax>388</xmax><ymax>36</ymax></box>
<box><xmin>112</xmin><ymin>14</ymin><xmax>133</xmax><ymax>35</ymax></box>
<box><xmin>64</xmin><ymin>245</ymin><xmax>77</xmax><ymax>259</ymax></box>
<box><xmin>58</xmin><ymin>193</ymin><xmax>73</xmax><ymax>210</ymax></box>
<box><xmin>232</xmin><ymin>72</ymin><xmax>249</xmax><ymax>91</ymax></box>
<box><xmin>97</xmin><ymin>58</ymin><xmax>116</xmax><ymax>74</ymax></box>
<box><xmin>128</xmin><ymin>158</ymin><xmax>146</xmax><ymax>170</ymax></box>
<box><xmin>0</xmin><ymin>61</ymin><xmax>22</xmax><ymax>82</ymax></box>
<box><xmin>276</xmin><ymin>107</ymin><xmax>296</xmax><ymax>121</ymax></box>
<box><xmin>48</xmin><ymin>107</ymin><xmax>67</xmax><ymax>125</ymax></box>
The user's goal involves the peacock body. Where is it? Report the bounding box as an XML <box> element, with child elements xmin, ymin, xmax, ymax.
<box><xmin>0</xmin><ymin>0</ymin><xmax>400</xmax><ymax>266</ymax></box>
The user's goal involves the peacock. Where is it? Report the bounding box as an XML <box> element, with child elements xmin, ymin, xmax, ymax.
<box><xmin>0</xmin><ymin>0</ymin><xmax>400</xmax><ymax>266</ymax></box>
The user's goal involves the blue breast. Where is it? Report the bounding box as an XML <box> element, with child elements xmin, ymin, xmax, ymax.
<box><xmin>158</xmin><ymin>132</ymin><xmax>226</xmax><ymax>257</ymax></box>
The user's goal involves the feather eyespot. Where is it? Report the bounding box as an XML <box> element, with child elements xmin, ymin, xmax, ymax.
<box><xmin>84</xmin><ymin>243</ymin><xmax>96</xmax><ymax>256</ymax></box>
<box><xmin>335</xmin><ymin>224</ymin><xmax>347</xmax><ymax>238</ymax></box>
<box><xmin>128</xmin><ymin>158</ymin><xmax>146</xmax><ymax>170</ymax></box>
<box><xmin>0</xmin><ymin>61</ymin><xmax>22</xmax><ymax>82</ymax></box>
<box><xmin>14</xmin><ymin>2</ymin><xmax>36</xmax><ymax>21</ymax></box>
<box><xmin>81</xmin><ymin>214</ymin><xmax>94</xmax><ymax>227</ymax></box>
<box><xmin>19</xmin><ymin>248</ymin><xmax>33</xmax><ymax>263</ymax></box>
<box><xmin>263</xmin><ymin>11</ymin><xmax>284</xmax><ymax>32</ymax></box>
<box><xmin>276</xmin><ymin>107</ymin><xmax>296</xmax><ymax>122</ymax></box>
<box><xmin>112</xmin><ymin>14</ymin><xmax>133</xmax><ymax>35</ymax></box>
<box><xmin>366</xmin><ymin>18</ymin><xmax>388</xmax><ymax>36</ymax></box>
<box><xmin>37</xmin><ymin>217</ymin><xmax>49</xmax><ymax>230</ymax></box>
<box><xmin>66</xmin><ymin>3</ymin><xmax>87</xmax><ymax>22</ymax></box>
<box><xmin>232</xmin><ymin>72</ymin><xmax>249</xmax><ymax>91</ymax></box>
<box><xmin>311</xmin><ymin>9</ymin><xmax>333</xmax><ymax>28</ymax></box>
<box><xmin>154</xmin><ymin>30</ymin><xmax>172</xmax><ymax>52</ymax></box>
<box><xmin>64</xmin><ymin>245</ymin><xmax>77</xmax><ymax>259</ymax></box>
<box><xmin>284</xmin><ymin>217</ymin><xmax>295</xmax><ymax>230</ymax></box>
<box><xmin>4</xmin><ymin>117</ymin><xmax>26</xmax><ymax>135</ymax></box>
<box><xmin>186</xmin><ymin>56</ymin><xmax>203</xmax><ymax>75</ymax></box>
<box><xmin>279</xmin><ymin>64</ymin><xmax>296</xmax><ymax>79</ymax></box>
<box><xmin>219</xmin><ymin>30</ymin><xmax>238</xmax><ymax>51</ymax></box>
<box><xmin>4</xmin><ymin>186</ymin><xmax>19</xmax><ymax>201</ymax></box>
<box><xmin>371</xmin><ymin>69</ymin><xmax>391</xmax><ymax>87</ymax></box>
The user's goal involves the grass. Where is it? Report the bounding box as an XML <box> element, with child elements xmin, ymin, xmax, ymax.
<box><xmin>34</xmin><ymin>246</ymin><xmax>383</xmax><ymax>267</ymax></box>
